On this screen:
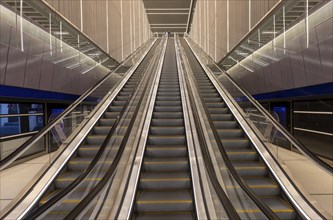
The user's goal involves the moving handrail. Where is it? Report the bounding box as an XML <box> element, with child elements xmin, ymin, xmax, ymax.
<box><xmin>177</xmin><ymin>36</ymin><xmax>280</xmax><ymax>220</ymax></box>
<box><xmin>23</xmin><ymin>40</ymin><xmax>158</xmax><ymax>218</ymax></box>
<box><xmin>175</xmin><ymin>35</ymin><xmax>240</xmax><ymax>220</ymax></box>
<box><xmin>62</xmin><ymin>36</ymin><xmax>168</xmax><ymax>220</ymax></box>
<box><xmin>185</xmin><ymin>35</ymin><xmax>333</xmax><ymax>175</ymax></box>
<box><xmin>0</xmin><ymin>38</ymin><xmax>156</xmax><ymax>171</ymax></box>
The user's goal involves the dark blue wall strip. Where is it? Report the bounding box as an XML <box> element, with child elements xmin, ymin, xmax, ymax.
<box><xmin>0</xmin><ymin>85</ymin><xmax>80</xmax><ymax>102</ymax></box>
<box><xmin>252</xmin><ymin>82</ymin><xmax>333</xmax><ymax>101</ymax></box>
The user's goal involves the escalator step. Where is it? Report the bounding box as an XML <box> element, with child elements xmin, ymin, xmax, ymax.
<box><xmin>146</xmin><ymin>145</ymin><xmax>187</xmax><ymax>157</ymax></box>
<box><xmin>93</xmin><ymin>126</ymin><xmax>112</xmax><ymax>135</ymax></box>
<box><xmin>135</xmin><ymin>190</ymin><xmax>193</xmax><ymax>213</ymax></box>
<box><xmin>143</xmin><ymin>157</ymin><xmax>189</xmax><ymax>172</ymax></box>
<box><xmin>221</xmin><ymin>138</ymin><xmax>251</xmax><ymax>148</ymax></box>
<box><xmin>217</xmin><ymin>129</ymin><xmax>244</xmax><ymax>138</ymax></box>
<box><xmin>226</xmin><ymin>149</ymin><xmax>258</xmax><ymax>161</ymax></box>
<box><xmin>135</xmin><ymin>212</ymin><xmax>194</xmax><ymax>220</ymax></box>
<box><xmin>151</xmin><ymin>119</ymin><xmax>184</xmax><ymax>126</ymax></box>
<box><xmin>147</xmin><ymin>135</ymin><xmax>186</xmax><ymax>145</ymax></box>
<box><xmin>139</xmin><ymin>172</ymin><xmax>191</xmax><ymax>189</ymax></box>
<box><xmin>99</xmin><ymin>118</ymin><xmax>116</xmax><ymax>126</ymax></box>
<box><xmin>150</xmin><ymin>126</ymin><xmax>185</xmax><ymax>135</ymax></box>
<box><xmin>153</xmin><ymin>112</ymin><xmax>183</xmax><ymax>119</ymax></box>
<box><xmin>232</xmin><ymin>162</ymin><xmax>268</xmax><ymax>176</ymax></box>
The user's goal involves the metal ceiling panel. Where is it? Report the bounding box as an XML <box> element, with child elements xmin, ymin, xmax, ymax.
<box><xmin>143</xmin><ymin>0</ymin><xmax>193</xmax><ymax>34</ymax></box>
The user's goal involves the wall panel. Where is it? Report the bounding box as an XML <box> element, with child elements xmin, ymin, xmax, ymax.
<box><xmin>190</xmin><ymin>0</ymin><xmax>278</xmax><ymax>62</ymax></box>
<box><xmin>46</xmin><ymin>0</ymin><xmax>150</xmax><ymax>63</ymax></box>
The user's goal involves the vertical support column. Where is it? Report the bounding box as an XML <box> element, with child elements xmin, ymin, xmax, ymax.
<box><xmin>60</xmin><ymin>21</ymin><xmax>63</xmax><ymax>53</ymax></box>
<box><xmin>273</xmin><ymin>14</ymin><xmax>276</xmax><ymax>52</ymax></box>
<box><xmin>283</xmin><ymin>6</ymin><xmax>286</xmax><ymax>54</ymax></box>
<box><xmin>133</xmin><ymin>0</ymin><xmax>136</xmax><ymax>50</ymax></box>
<box><xmin>20</xmin><ymin>0</ymin><xmax>24</xmax><ymax>52</ymax></box>
<box><xmin>80</xmin><ymin>0</ymin><xmax>83</xmax><ymax>31</ymax></box>
<box><xmin>214</xmin><ymin>0</ymin><xmax>217</xmax><ymax>61</ymax></box>
<box><xmin>249</xmin><ymin>0</ymin><xmax>251</xmax><ymax>31</ymax></box>
<box><xmin>305</xmin><ymin>0</ymin><xmax>309</xmax><ymax>48</ymax></box>
<box><xmin>121</xmin><ymin>0</ymin><xmax>124</xmax><ymax>61</ymax></box>
<box><xmin>206</xmin><ymin>0</ymin><xmax>209</xmax><ymax>54</ymax></box>
<box><xmin>106</xmin><ymin>0</ymin><xmax>109</xmax><ymax>54</ymax></box>
<box><xmin>49</xmin><ymin>13</ymin><xmax>52</xmax><ymax>56</ymax></box>
<box><xmin>227</xmin><ymin>0</ymin><xmax>229</xmax><ymax>52</ymax></box>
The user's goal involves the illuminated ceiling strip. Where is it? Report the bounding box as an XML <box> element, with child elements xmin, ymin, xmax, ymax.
<box><xmin>146</xmin><ymin>8</ymin><xmax>190</xmax><ymax>11</ymax></box>
<box><xmin>150</xmin><ymin>24</ymin><xmax>187</xmax><ymax>26</ymax></box>
<box><xmin>155</xmin><ymin>31</ymin><xmax>185</xmax><ymax>33</ymax></box>
<box><xmin>151</xmin><ymin>27</ymin><xmax>186</xmax><ymax>29</ymax></box>
<box><xmin>147</xmin><ymin>12</ymin><xmax>188</xmax><ymax>15</ymax></box>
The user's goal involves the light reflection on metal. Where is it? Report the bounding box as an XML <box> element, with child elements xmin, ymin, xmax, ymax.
<box><xmin>306</xmin><ymin>0</ymin><xmax>309</xmax><ymax>48</ymax></box>
<box><xmin>81</xmin><ymin>58</ymin><xmax>109</xmax><ymax>75</ymax></box>
<box><xmin>49</xmin><ymin>13</ymin><xmax>52</xmax><ymax>56</ymax></box>
<box><xmin>273</xmin><ymin>14</ymin><xmax>276</xmax><ymax>52</ymax></box>
<box><xmin>283</xmin><ymin>6</ymin><xmax>286</xmax><ymax>54</ymax></box>
<box><xmin>20</xmin><ymin>0</ymin><xmax>23</xmax><ymax>52</ymax></box>
<box><xmin>60</xmin><ymin>21</ymin><xmax>63</xmax><ymax>53</ymax></box>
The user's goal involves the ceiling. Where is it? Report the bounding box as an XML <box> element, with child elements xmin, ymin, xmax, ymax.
<box><xmin>143</xmin><ymin>0</ymin><xmax>194</xmax><ymax>35</ymax></box>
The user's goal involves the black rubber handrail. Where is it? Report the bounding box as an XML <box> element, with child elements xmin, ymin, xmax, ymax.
<box><xmin>180</xmin><ymin>40</ymin><xmax>280</xmax><ymax>220</ymax></box>
<box><xmin>0</xmin><ymin>38</ymin><xmax>155</xmax><ymax>171</ymax></box>
<box><xmin>187</xmin><ymin>37</ymin><xmax>333</xmax><ymax>175</ymax></box>
<box><xmin>62</xmin><ymin>38</ymin><xmax>166</xmax><ymax>220</ymax></box>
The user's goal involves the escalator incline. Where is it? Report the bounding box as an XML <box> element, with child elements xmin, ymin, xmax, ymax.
<box><xmin>37</xmin><ymin>42</ymin><xmax>159</xmax><ymax>219</ymax></box>
<box><xmin>133</xmin><ymin>39</ymin><xmax>195</xmax><ymax>220</ymax></box>
<box><xmin>181</xmin><ymin>40</ymin><xmax>297</xmax><ymax>220</ymax></box>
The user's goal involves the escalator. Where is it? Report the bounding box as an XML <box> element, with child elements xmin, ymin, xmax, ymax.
<box><xmin>181</xmin><ymin>40</ymin><xmax>297</xmax><ymax>220</ymax></box>
<box><xmin>132</xmin><ymin>39</ymin><xmax>195</xmax><ymax>220</ymax></box>
<box><xmin>31</xmin><ymin>41</ymin><xmax>160</xmax><ymax>219</ymax></box>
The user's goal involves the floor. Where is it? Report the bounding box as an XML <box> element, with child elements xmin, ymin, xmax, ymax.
<box><xmin>269</xmin><ymin>145</ymin><xmax>333</xmax><ymax>219</ymax></box>
<box><xmin>0</xmin><ymin>147</ymin><xmax>332</xmax><ymax>218</ymax></box>
<box><xmin>0</xmin><ymin>154</ymin><xmax>51</xmax><ymax>214</ymax></box>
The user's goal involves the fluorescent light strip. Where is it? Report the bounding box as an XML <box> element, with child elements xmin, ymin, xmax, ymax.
<box><xmin>49</xmin><ymin>13</ymin><xmax>52</xmax><ymax>55</ymax></box>
<box><xmin>146</xmin><ymin>8</ymin><xmax>190</xmax><ymax>11</ymax></box>
<box><xmin>294</xmin><ymin>111</ymin><xmax>333</xmax><ymax>115</ymax></box>
<box><xmin>294</xmin><ymin>127</ymin><xmax>333</xmax><ymax>136</ymax></box>
<box><xmin>147</xmin><ymin>12</ymin><xmax>188</xmax><ymax>15</ymax></box>
<box><xmin>150</xmin><ymin>24</ymin><xmax>187</xmax><ymax>26</ymax></box>
<box><xmin>20</xmin><ymin>0</ymin><xmax>24</xmax><ymax>52</ymax></box>
<box><xmin>151</xmin><ymin>27</ymin><xmax>186</xmax><ymax>29</ymax></box>
<box><xmin>60</xmin><ymin>21</ymin><xmax>63</xmax><ymax>53</ymax></box>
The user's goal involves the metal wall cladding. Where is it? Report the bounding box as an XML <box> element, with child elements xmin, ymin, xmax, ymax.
<box><xmin>318</xmin><ymin>38</ymin><xmax>333</xmax><ymax>82</ymax></box>
<box><xmin>5</xmin><ymin>48</ymin><xmax>27</xmax><ymax>87</ymax></box>
<box><xmin>289</xmin><ymin>51</ymin><xmax>308</xmax><ymax>88</ymax></box>
<box><xmin>236</xmin><ymin>35</ymin><xmax>333</xmax><ymax>96</ymax></box>
<box><xmin>45</xmin><ymin>0</ymin><xmax>150</xmax><ymax>63</ymax></box>
<box><xmin>0</xmin><ymin>28</ymin><xmax>112</xmax><ymax>98</ymax></box>
<box><xmin>0</xmin><ymin>44</ymin><xmax>9</xmax><ymax>84</ymax></box>
<box><xmin>24</xmin><ymin>55</ymin><xmax>42</xmax><ymax>89</ymax></box>
<box><xmin>191</xmin><ymin>0</ymin><xmax>279</xmax><ymax>62</ymax></box>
